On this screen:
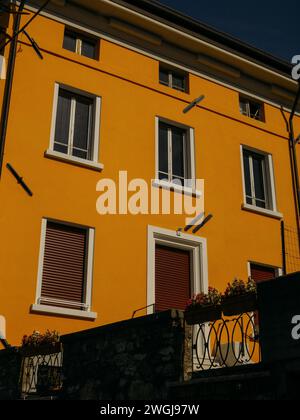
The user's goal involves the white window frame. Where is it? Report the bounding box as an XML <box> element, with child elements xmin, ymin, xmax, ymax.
<box><xmin>147</xmin><ymin>225</ymin><xmax>208</xmax><ymax>315</ymax></box>
<box><xmin>153</xmin><ymin>117</ymin><xmax>200</xmax><ymax>197</ymax></box>
<box><xmin>46</xmin><ymin>83</ymin><xmax>103</xmax><ymax>171</ymax></box>
<box><xmin>240</xmin><ymin>145</ymin><xmax>283</xmax><ymax>219</ymax></box>
<box><xmin>239</xmin><ymin>96</ymin><xmax>264</xmax><ymax>121</ymax></box>
<box><xmin>64</xmin><ymin>29</ymin><xmax>98</xmax><ymax>59</ymax></box>
<box><xmin>31</xmin><ymin>218</ymin><xmax>97</xmax><ymax>320</ymax></box>
<box><xmin>0</xmin><ymin>55</ymin><xmax>6</xmax><ymax>80</ymax></box>
<box><xmin>159</xmin><ymin>67</ymin><xmax>187</xmax><ymax>92</ymax></box>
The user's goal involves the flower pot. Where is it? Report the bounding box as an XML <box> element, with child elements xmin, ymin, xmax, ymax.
<box><xmin>222</xmin><ymin>293</ymin><xmax>257</xmax><ymax>316</ymax></box>
<box><xmin>185</xmin><ymin>306</ymin><xmax>222</xmax><ymax>325</ymax></box>
<box><xmin>21</xmin><ymin>342</ymin><xmax>62</xmax><ymax>357</ymax></box>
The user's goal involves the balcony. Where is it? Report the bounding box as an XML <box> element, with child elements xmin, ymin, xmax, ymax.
<box><xmin>20</xmin><ymin>343</ymin><xmax>63</xmax><ymax>399</ymax></box>
<box><xmin>184</xmin><ymin>295</ymin><xmax>261</xmax><ymax>373</ymax></box>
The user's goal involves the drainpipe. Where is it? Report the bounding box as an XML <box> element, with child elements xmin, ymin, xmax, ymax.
<box><xmin>289</xmin><ymin>83</ymin><xmax>300</xmax><ymax>246</ymax></box>
<box><xmin>0</xmin><ymin>0</ymin><xmax>26</xmax><ymax>178</ymax></box>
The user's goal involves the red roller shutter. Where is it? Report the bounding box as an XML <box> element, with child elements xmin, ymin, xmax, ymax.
<box><xmin>250</xmin><ymin>264</ymin><xmax>277</xmax><ymax>284</ymax></box>
<box><xmin>41</xmin><ymin>222</ymin><xmax>87</xmax><ymax>308</ymax></box>
<box><xmin>155</xmin><ymin>245</ymin><xmax>191</xmax><ymax>312</ymax></box>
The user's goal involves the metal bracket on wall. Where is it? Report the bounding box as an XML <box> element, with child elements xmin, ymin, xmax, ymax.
<box><xmin>6</xmin><ymin>163</ymin><xmax>33</xmax><ymax>196</ymax></box>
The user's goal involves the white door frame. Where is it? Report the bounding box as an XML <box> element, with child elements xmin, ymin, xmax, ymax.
<box><xmin>147</xmin><ymin>225</ymin><xmax>208</xmax><ymax>314</ymax></box>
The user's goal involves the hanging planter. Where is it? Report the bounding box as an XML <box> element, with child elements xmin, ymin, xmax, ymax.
<box><xmin>185</xmin><ymin>305</ymin><xmax>222</xmax><ymax>325</ymax></box>
<box><xmin>21</xmin><ymin>330</ymin><xmax>61</xmax><ymax>356</ymax></box>
<box><xmin>222</xmin><ymin>293</ymin><xmax>257</xmax><ymax>316</ymax></box>
<box><xmin>221</xmin><ymin>278</ymin><xmax>257</xmax><ymax>316</ymax></box>
<box><xmin>21</xmin><ymin>342</ymin><xmax>62</xmax><ymax>357</ymax></box>
<box><xmin>185</xmin><ymin>287</ymin><xmax>222</xmax><ymax>325</ymax></box>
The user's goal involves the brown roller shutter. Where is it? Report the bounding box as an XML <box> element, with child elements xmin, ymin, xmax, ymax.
<box><xmin>155</xmin><ymin>245</ymin><xmax>191</xmax><ymax>312</ymax></box>
<box><xmin>250</xmin><ymin>264</ymin><xmax>277</xmax><ymax>284</ymax></box>
<box><xmin>41</xmin><ymin>222</ymin><xmax>87</xmax><ymax>308</ymax></box>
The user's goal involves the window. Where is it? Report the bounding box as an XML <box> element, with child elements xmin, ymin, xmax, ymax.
<box><xmin>242</xmin><ymin>147</ymin><xmax>277</xmax><ymax>212</ymax></box>
<box><xmin>48</xmin><ymin>84</ymin><xmax>102</xmax><ymax>169</ymax></box>
<box><xmin>159</xmin><ymin>66</ymin><xmax>188</xmax><ymax>92</ymax></box>
<box><xmin>32</xmin><ymin>219</ymin><xmax>96</xmax><ymax>319</ymax></box>
<box><xmin>239</xmin><ymin>96</ymin><xmax>264</xmax><ymax>121</ymax></box>
<box><xmin>63</xmin><ymin>29</ymin><xmax>98</xmax><ymax>59</ymax></box>
<box><xmin>250</xmin><ymin>263</ymin><xmax>278</xmax><ymax>283</ymax></box>
<box><xmin>157</xmin><ymin>120</ymin><xmax>194</xmax><ymax>187</ymax></box>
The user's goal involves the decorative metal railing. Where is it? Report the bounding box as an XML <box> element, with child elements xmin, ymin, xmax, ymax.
<box><xmin>20</xmin><ymin>344</ymin><xmax>63</xmax><ymax>396</ymax></box>
<box><xmin>191</xmin><ymin>313</ymin><xmax>260</xmax><ymax>372</ymax></box>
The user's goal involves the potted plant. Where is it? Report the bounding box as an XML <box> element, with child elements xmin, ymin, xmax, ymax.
<box><xmin>221</xmin><ymin>278</ymin><xmax>257</xmax><ymax>316</ymax></box>
<box><xmin>21</xmin><ymin>330</ymin><xmax>61</xmax><ymax>356</ymax></box>
<box><xmin>185</xmin><ymin>287</ymin><xmax>222</xmax><ymax>325</ymax></box>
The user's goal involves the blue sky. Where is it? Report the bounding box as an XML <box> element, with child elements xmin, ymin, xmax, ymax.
<box><xmin>157</xmin><ymin>0</ymin><xmax>299</xmax><ymax>62</ymax></box>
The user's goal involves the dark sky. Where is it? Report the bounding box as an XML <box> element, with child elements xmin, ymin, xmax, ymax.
<box><xmin>157</xmin><ymin>0</ymin><xmax>299</xmax><ymax>62</ymax></box>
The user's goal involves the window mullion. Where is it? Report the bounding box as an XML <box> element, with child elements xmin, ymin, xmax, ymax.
<box><xmin>249</xmin><ymin>156</ymin><xmax>256</xmax><ymax>206</ymax></box>
<box><xmin>76</xmin><ymin>38</ymin><xmax>82</xmax><ymax>55</ymax></box>
<box><xmin>69</xmin><ymin>97</ymin><xmax>76</xmax><ymax>155</ymax></box>
<box><xmin>168</xmin><ymin>72</ymin><xmax>172</xmax><ymax>89</ymax></box>
<box><xmin>168</xmin><ymin>127</ymin><xmax>172</xmax><ymax>182</ymax></box>
<box><xmin>261</xmin><ymin>158</ymin><xmax>269</xmax><ymax>207</ymax></box>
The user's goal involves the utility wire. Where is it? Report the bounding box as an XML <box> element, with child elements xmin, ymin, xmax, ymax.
<box><xmin>0</xmin><ymin>0</ymin><xmax>51</xmax><ymax>52</ymax></box>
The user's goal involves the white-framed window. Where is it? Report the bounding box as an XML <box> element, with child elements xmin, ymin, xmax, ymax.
<box><xmin>154</xmin><ymin>117</ymin><xmax>196</xmax><ymax>193</ymax></box>
<box><xmin>31</xmin><ymin>219</ymin><xmax>97</xmax><ymax>320</ymax></box>
<box><xmin>239</xmin><ymin>96</ymin><xmax>265</xmax><ymax>122</ymax></box>
<box><xmin>63</xmin><ymin>28</ymin><xmax>98</xmax><ymax>60</ymax></box>
<box><xmin>47</xmin><ymin>83</ymin><xmax>103</xmax><ymax>170</ymax></box>
<box><xmin>241</xmin><ymin>146</ymin><xmax>282</xmax><ymax>218</ymax></box>
<box><xmin>159</xmin><ymin>65</ymin><xmax>188</xmax><ymax>92</ymax></box>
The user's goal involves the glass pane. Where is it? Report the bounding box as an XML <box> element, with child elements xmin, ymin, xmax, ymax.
<box><xmin>63</xmin><ymin>31</ymin><xmax>77</xmax><ymax>52</ymax></box>
<box><xmin>252</xmin><ymin>154</ymin><xmax>266</xmax><ymax>202</ymax></box>
<box><xmin>249</xmin><ymin>102</ymin><xmax>262</xmax><ymax>120</ymax></box>
<box><xmin>81</xmin><ymin>39</ymin><xmax>96</xmax><ymax>59</ymax></box>
<box><xmin>55</xmin><ymin>89</ymin><xmax>72</xmax><ymax>146</ymax></box>
<box><xmin>243</xmin><ymin>152</ymin><xmax>252</xmax><ymax>198</ymax></box>
<box><xmin>159</xmin><ymin>69</ymin><xmax>169</xmax><ymax>86</ymax></box>
<box><xmin>159</xmin><ymin>123</ymin><xmax>169</xmax><ymax>176</ymax></box>
<box><xmin>73</xmin><ymin>148</ymin><xmax>88</xmax><ymax>159</ymax></box>
<box><xmin>172</xmin><ymin>127</ymin><xmax>185</xmax><ymax>179</ymax></box>
<box><xmin>73</xmin><ymin>95</ymin><xmax>93</xmax><ymax>159</ymax></box>
<box><xmin>240</xmin><ymin>99</ymin><xmax>248</xmax><ymax>116</ymax></box>
<box><xmin>172</xmin><ymin>73</ymin><xmax>186</xmax><ymax>92</ymax></box>
<box><xmin>54</xmin><ymin>143</ymin><xmax>68</xmax><ymax>154</ymax></box>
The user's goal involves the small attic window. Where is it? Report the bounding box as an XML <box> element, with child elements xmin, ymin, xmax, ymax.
<box><xmin>239</xmin><ymin>96</ymin><xmax>265</xmax><ymax>122</ymax></box>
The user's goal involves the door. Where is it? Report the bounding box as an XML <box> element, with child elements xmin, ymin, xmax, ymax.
<box><xmin>155</xmin><ymin>244</ymin><xmax>191</xmax><ymax>312</ymax></box>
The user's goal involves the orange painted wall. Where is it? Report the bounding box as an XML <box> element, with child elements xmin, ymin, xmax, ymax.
<box><xmin>0</xmin><ymin>11</ymin><xmax>299</xmax><ymax>345</ymax></box>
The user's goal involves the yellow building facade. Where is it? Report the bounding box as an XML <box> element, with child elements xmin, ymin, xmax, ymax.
<box><xmin>0</xmin><ymin>0</ymin><xmax>299</xmax><ymax>345</ymax></box>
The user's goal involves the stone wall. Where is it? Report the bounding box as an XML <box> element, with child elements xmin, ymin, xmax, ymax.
<box><xmin>61</xmin><ymin>310</ymin><xmax>185</xmax><ymax>400</ymax></box>
<box><xmin>0</xmin><ymin>348</ymin><xmax>22</xmax><ymax>400</ymax></box>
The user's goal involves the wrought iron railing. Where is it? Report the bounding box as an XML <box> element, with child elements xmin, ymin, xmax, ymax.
<box><xmin>20</xmin><ymin>344</ymin><xmax>63</xmax><ymax>397</ymax></box>
<box><xmin>191</xmin><ymin>313</ymin><xmax>260</xmax><ymax>372</ymax></box>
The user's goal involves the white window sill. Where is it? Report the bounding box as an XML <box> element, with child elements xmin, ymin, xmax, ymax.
<box><xmin>242</xmin><ymin>203</ymin><xmax>283</xmax><ymax>220</ymax></box>
<box><xmin>45</xmin><ymin>149</ymin><xmax>104</xmax><ymax>171</ymax></box>
<box><xmin>31</xmin><ymin>304</ymin><xmax>97</xmax><ymax>320</ymax></box>
<box><xmin>152</xmin><ymin>180</ymin><xmax>202</xmax><ymax>198</ymax></box>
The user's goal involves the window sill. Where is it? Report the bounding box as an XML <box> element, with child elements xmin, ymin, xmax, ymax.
<box><xmin>31</xmin><ymin>304</ymin><xmax>97</xmax><ymax>320</ymax></box>
<box><xmin>152</xmin><ymin>179</ymin><xmax>202</xmax><ymax>198</ymax></box>
<box><xmin>45</xmin><ymin>149</ymin><xmax>104</xmax><ymax>171</ymax></box>
<box><xmin>242</xmin><ymin>203</ymin><xmax>283</xmax><ymax>220</ymax></box>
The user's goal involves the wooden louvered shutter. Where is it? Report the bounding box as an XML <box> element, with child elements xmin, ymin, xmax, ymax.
<box><xmin>155</xmin><ymin>245</ymin><xmax>191</xmax><ymax>312</ymax></box>
<box><xmin>250</xmin><ymin>264</ymin><xmax>276</xmax><ymax>284</ymax></box>
<box><xmin>41</xmin><ymin>222</ymin><xmax>87</xmax><ymax>308</ymax></box>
